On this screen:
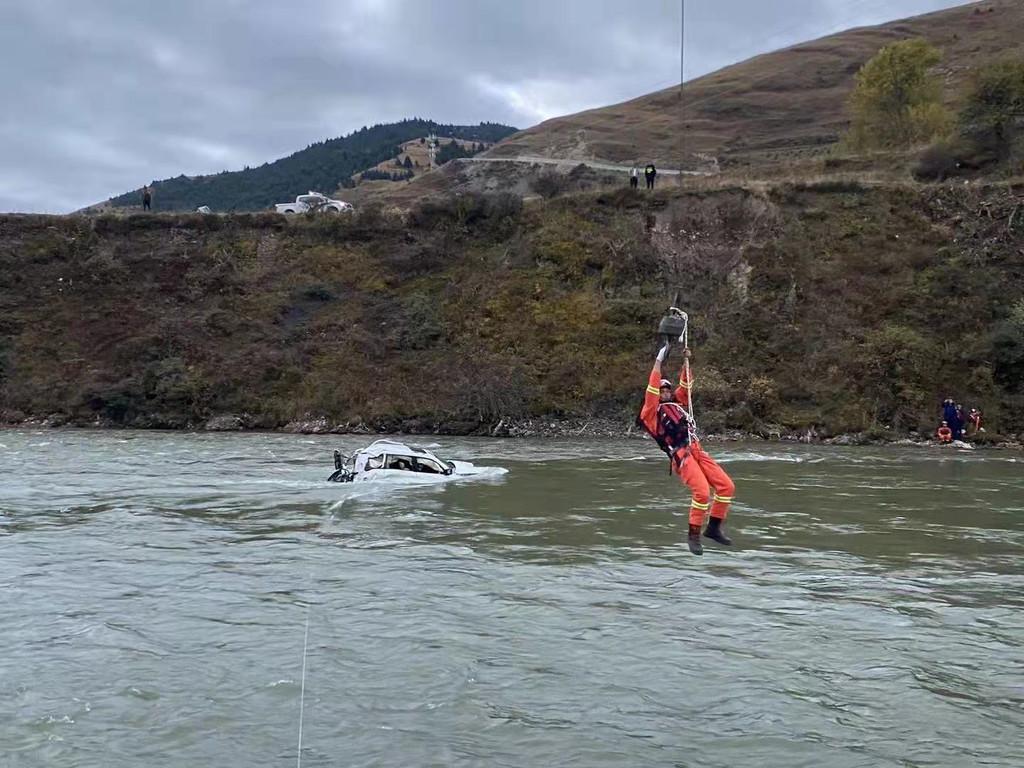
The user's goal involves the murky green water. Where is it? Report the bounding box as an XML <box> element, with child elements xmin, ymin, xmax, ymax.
<box><xmin>2</xmin><ymin>430</ymin><xmax>1022</xmax><ymax>767</ymax></box>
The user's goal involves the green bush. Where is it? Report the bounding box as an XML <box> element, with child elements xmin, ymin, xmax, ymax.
<box><xmin>913</xmin><ymin>141</ymin><xmax>962</xmax><ymax>181</ymax></box>
<box><xmin>854</xmin><ymin>324</ymin><xmax>933</xmax><ymax>430</ymax></box>
<box><xmin>989</xmin><ymin>320</ymin><xmax>1024</xmax><ymax>392</ymax></box>
<box><xmin>846</xmin><ymin>39</ymin><xmax>951</xmax><ymax>150</ymax></box>
<box><xmin>531</xmin><ymin>171</ymin><xmax>568</xmax><ymax>199</ymax></box>
<box><xmin>407</xmin><ymin>192</ymin><xmax>519</xmax><ymax>233</ymax></box>
<box><xmin>962</xmin><ymin>58</ymin><xmax>1024</xmax><ymax>145</ymax></box>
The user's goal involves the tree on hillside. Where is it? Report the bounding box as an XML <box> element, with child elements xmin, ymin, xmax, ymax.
<box><xmin>436</xmin><ymin>140</ymin><xmax>486</xmax><ymax>166</ymax></box>
<box><xmin>914</xmin><ymin>58</ymin><xmax>1024</xmax><ymax>181</ymax></box>
<box><xmin>962</xmin><ymin>58</ymin><xmax>1024</xmax><ymax>147</ymax></box>
<box><xmin>846</xmin><ymin>39</ymin><xmax>951</xmax><ymax>150</ymax></box>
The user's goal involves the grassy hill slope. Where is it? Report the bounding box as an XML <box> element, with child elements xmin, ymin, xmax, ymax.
<box><xmin>3</xmin><ymin>181</ymin><xmax>1023</xmax><ymax>439</ymax></box>
<box><xmin>490</xmin><ymin>0</ymin><xmax>1024</xmax><ymax>171</ymax></box>
<box><xmin>97</xmin><ymin>119</ymin><xmax>516</xmax><ymax>213</ymax></box>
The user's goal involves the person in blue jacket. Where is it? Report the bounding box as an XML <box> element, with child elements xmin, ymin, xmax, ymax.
<box><xmin>942</xmin><ymin>398</ymin><xmax>962</xmax><ymax>440</ymax></box>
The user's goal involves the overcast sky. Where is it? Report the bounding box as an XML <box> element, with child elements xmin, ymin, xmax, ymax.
<box><xmin>1</xmin><ymin>0</ymin><xmax>967</xmax><ymax>213</ymax></box>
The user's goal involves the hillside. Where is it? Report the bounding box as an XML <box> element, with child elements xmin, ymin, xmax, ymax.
<box><xmin>489</xmin><ymin>0</ymin><xmax>1024</xmax><ymax>172</ymax></box>
<box><xmin>3</xmin><ymin>181</ymin><xmax>1023</xmax><ymax>439</ymax></box>
<box><xmin>343</xmin><ymin>136</ymin><xmax>493</xmax><ymax>199</ymax></box>
<box><xmin>95</xmin><ymin>119</ymin><xmax>516</xmax><ymax>213</ymax></box>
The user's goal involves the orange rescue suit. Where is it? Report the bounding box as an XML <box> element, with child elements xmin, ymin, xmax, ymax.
<box><xmin>639</xmin><ymin>359</ymin><xmax>735</xmax><ymax>527</ymax></box>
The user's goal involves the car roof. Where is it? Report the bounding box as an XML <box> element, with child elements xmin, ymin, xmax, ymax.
<box><xmin>358</xmin><ymin>439</ymin><xmax>445</xmax><ymax>461</ymax></box>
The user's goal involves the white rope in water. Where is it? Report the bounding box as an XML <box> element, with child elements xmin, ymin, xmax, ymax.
<box><xmin>296</xmin><ymin>607</ymin><xmax>311</xmax><ymax>768</ymax></box>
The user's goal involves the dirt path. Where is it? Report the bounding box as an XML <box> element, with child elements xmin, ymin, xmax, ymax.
<box><xmin>468</xmin><ymin>154</ymin><xmax>711</xmax><ymax>176</ymax></box>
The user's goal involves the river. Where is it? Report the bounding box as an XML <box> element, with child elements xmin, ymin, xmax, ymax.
<box><xmin>2</xmin><ymin>430</ymin><xmax>1022</xmax><ymax>767</ymax></box>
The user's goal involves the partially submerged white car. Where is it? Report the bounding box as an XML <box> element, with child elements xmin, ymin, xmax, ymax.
<box><xmin>275</xmin><ymin>191</ymin><xmax>353</xmax><ymax>215</ymax></box>
<box><xmin>327</xmin><ymin>439</ymin><xmax>503</xmax><ymax>484</ymax></box>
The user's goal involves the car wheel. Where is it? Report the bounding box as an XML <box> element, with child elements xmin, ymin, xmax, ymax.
<box><xmin>324</xmin><ymin>206</ymin><xmax>340</xmax><ymax>214</ymax></box>
<box><xmin>283</xmin><ymin>209</ymin><xmax>295</xmax><ymax>214</ymax></box>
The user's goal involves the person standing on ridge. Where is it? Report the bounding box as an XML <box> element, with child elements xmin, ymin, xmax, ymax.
<box><xmin>644</xmin><ymin>162</ymin><xmax>657</xmax><ymax>189</ymax></box>
<box><xmin>638</xmin><ymin>341</ymin><xmax>735</xmax><ymax>556</ymax></box>
<box><xmin>629</xmin><ymin>165</ymin><xmax>639</xmax><ymax>189</ymax></box>
<box><xmin>142</xmin><ymin>185</ymin><xmax>152</xmax><ymax>212</ymax></box>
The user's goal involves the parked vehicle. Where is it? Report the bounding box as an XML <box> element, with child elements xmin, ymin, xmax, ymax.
<box><xmin>274</xmin><ymin>191</ymin><xmax>353</xmax><ymax>215</ymax></box>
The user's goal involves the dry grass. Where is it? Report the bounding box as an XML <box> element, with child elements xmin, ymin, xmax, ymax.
<box><xmin>490</xmin><ymin>1</ymin><xmax>1024</xmax><ymax>171</ymax></box>
<box><xmin>352</xmin><ymin>2</ymin><xmax>1024</xmax><ymax>210</ymax></box>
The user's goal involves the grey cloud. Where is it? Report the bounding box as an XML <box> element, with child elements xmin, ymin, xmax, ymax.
<box><xmin>0</xmin><ymin>0</ymin><xmax>963</xmax><ymax>213</ymax></box>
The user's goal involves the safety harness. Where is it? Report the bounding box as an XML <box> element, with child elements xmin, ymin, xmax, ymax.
<box><xmin>656</xmin><ymin>402</ymin><xmax>695</xmax><ymax>472</ymax></box>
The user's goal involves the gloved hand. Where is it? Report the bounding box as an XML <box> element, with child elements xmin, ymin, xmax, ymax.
<box><xmin>656</xmin><ymin>343</ymin><xmax>671</xmax><ymax>363</ymax></box>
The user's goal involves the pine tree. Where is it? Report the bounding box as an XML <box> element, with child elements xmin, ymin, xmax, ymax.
<box><xmin>102</xmin><ymin>120</ymin><xmax>518</xmax><ymax>211</ymax></box>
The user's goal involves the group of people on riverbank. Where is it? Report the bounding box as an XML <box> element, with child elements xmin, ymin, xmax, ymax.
<box><xmin>629</xmin><ymin>163</ymin><xmax>658</xmax><ymax>190</ymax></box>
<box><xmin>936</xmin><ymin>397</ymin><xmax>983</xmax><ymax>443</ymax></box>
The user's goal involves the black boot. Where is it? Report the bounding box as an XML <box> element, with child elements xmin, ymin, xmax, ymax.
<box><xmin>704</xmin><ymin>516</ymin><xmax>732</xmax><ymax>546</ymax></box>
<box><xmin>687</xmin><ymin>524</ymin><xmax>703</xmax><ymax>556</ymax></box>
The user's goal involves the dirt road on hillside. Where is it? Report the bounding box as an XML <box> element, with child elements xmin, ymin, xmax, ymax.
<box><xmin>468</xmin><ymin>155</ymin><xmax>711</xmax><ymax>176</ymax></box>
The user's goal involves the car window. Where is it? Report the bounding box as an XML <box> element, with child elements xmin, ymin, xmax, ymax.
<box><xmin>298</xmin><ymin>195</ymin><xmax>316</xmax><ymax>205</ymax></box>
<box><xmin>386</xmin><ymin>455</ymin><xmax>415</xmax><ymax>470</ymax></box>
<box><xmin>365</xmin><ymin>454</ymin><xmax>384</xmax><ymax>470</ymax></box>
<box><xmin>412</xmin><ymin>457</ymin><xmax>445</xmax><ymax>474</ymax></box>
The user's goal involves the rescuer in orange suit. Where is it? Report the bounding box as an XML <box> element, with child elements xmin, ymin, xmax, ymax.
<box><xmin>639</xmin><ymin>341</ymin><xmax>735</xmax><ymax>556</ymax></box>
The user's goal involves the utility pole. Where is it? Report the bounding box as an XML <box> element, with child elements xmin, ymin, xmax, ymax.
<box><xmin>679</xmin><ymin>0</ymin><xmax>686</xmax><ymax>177</ymax></box>
<box><xmin>679</xmin><ymin>0</ymin><xmax>685</xmax><ymax>101</ymax></box>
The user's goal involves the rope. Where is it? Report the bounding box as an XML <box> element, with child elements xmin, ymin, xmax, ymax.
<box><xmin>296</xmin><ymin>605</ymin><xmax>311</xmax><ymax>768</ymax></box>
<box><xmin>670</xmin><ymin>307</ymin><xmax>698</xmax><ymax>435</ymax></box>
<box><xmin>682</xmin><ymin>318</ymin><xmax>695</xmax><ymax>426</ymax></box>
<box><xmin>295</xmin><ymin>527</ymin><xmax>328</xmax><ymax>768</ymax></box>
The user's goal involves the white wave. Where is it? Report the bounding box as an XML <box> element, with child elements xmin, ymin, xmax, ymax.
<box><xmin>351</xmin><ymin>465</ymin><xmax>508</xmax><ymax>485</ymax></box>
<box><xmin>325</xmin><ymin>466</ymin><xmax>507</xmax><ymax>513</ymax></box>
<box><xmin>717</xmin><ymin>452</ymin><xmax>821</xmax><ymax>463</ymax></box>
<box><xmin>394</xmin><ymin>511</ymin><xmax>437</xmax><ymax>521</ymax></box>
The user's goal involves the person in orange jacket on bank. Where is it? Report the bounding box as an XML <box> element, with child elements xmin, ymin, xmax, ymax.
<box><xmin>638</xmin><ymin>341</ymin><xmax>735</xmax><ymax>555</ymax></box>
<box><xmin>936</xmin><ymin>421</ymin><xmax>953</xmax><ymax>443</ymax></box>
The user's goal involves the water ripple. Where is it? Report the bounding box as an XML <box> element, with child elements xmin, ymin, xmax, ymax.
<box><xmin>1</xmin><ymin>429</ymin><xmax>1022</xmax><ymax>767</ymax></box>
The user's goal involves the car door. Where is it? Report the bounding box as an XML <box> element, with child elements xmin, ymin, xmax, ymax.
<box><xmin>302</xmin><ymin>194</ymin><xmax>327</xmax><ymax>212</ymax></box>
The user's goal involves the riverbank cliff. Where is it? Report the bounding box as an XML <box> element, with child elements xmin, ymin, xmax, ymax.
<box><xmin>2</xmin><ymin>182</ymin><xmax>1023</xmax><ymax>442</ymax></box>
